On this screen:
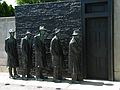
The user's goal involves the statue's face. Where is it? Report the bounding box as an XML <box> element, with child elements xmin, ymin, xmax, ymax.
<box><xmin>27</xmin><ymin>34</ymin><xmax>31</xmax><ymax>38</ymax></box>
<box><xmin>56</xmin><ymin>32</ymin><xmax>61</xmax><ymax>38</ymax></box>
<box><xmin>40</xmin><ymin>30</ymin><xmax>46</xmax><ymax>36</ymax></box>
<box><xmin>74</xmin><ymin>35</ymin><xmax>79</xmax><ymax>39</ymax></box>
<box><xmin>10</xmin><ymin>32</ymin><xmax>14</xmax><ymax>37</ymax></box>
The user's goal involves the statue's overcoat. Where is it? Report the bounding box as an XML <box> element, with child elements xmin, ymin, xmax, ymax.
<box><xmin>68</xmin><ymin>37</ymin><xmax>83</xmax><ymax>81</ymax></box>
<box><xmin>5</xmin><ymin>37</ymin><xmax>19</xmax><ymax>67</ymax></box>
<box><xmin>50</xmin><ymin>35</ymin><xmax>64</xmax><ymax>79</ymax></box>
<box><xmin>21</xmin><ymin>36</ymin><xmax>33</xmax><ymax>68</ymax></box>
<box><xmin>34</xmin><ymin>35</ymin><xmax>47</xmax><ymax>68</ymax></box>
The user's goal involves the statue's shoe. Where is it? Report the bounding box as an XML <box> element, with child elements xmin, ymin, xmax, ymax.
<box><xmin>22</xmin><ymin>77</ymin><xmax>28</xmax><ymax>80</ymax></box>
<box><xmin>9</xmin><ymin>76</ymin><xmax>13</xmax><ymax>79</ymax></box>
<box><xmin>13</xmin><ymin>75</ymin><xmax>20</xmax><ymax>79</ymax></box>
<box><xmin>52</xmin><ymin>79</ymin><xmax>62</xmax><ymax>83</ymax></box>
<box><xmin>36</xmin><ymin>77</ymin><xmax>44</xmax><ymax>81</ymax></box>
<box><xmin>36</xmin><ymin>75</ymin><xmax>48</xmax><ymax>79</ymax></box>
<box><xmin>27</xmin><ymin>75</ymin><xmax>34</xmax><ymax>78</ymax></box>
<box><xmin>71</xmin><ymin>80</ymin><xmax>81</xmax><ymax>84</ymax></box>
<box><xmin>43</xmin><ymin>76</ymin><xmax>48</xmax><ymax>79</ymax></box>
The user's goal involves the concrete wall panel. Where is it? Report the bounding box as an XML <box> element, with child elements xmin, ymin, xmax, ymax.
<box><xmin>0</xmin><ymin>17</ymin><xmax>15</xmax><ymax>66</ymax></box>
<box><xmin>114</xmin><ymin>0</ymin><xmax>120</xmax><ymax>80</ymax></box>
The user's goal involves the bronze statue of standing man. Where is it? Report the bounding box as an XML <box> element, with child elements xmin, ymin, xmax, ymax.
<box><xmin>21</xmin><ymin>31</ymin><xmax>33</xmax><ymax>79</ymax></box>
<box><xmin>5</xmin><ymin>29</ymin><xmax>19</xmax><ymax>79</ymax></box>
<box><xmin>50</xmin><ymin>28</ymin><xmax>64</xmax><ymax>82</ymax></box>
<box><xmin>34</xmin><ymin>26</ymin><xmax>47</xmax><ymax>80</ymax></box>
<box><xmin>68</xmin><ymin>30</ymin><xmax>83</xmax><ymax>82</ymax></box>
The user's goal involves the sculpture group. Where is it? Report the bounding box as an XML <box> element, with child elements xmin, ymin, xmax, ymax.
<box><xmin>5</xmin><ymin>26</ymin><xmax>83</xmax><ymax>83</ymax></box>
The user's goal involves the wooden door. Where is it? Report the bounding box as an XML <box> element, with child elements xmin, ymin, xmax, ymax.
<box><xmin>86</xmin><ymin>17</ymin><xmax>108</xmax><ymax>80</ymax></box>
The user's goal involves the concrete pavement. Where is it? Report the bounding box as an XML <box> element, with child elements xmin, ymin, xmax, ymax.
<box><xmin>0</xmin><ymin>73</ymin><xmax>119</xmax><ymax>90</ymax></box>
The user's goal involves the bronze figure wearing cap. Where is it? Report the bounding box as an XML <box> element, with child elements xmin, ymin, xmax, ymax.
<box><xmin>5</xmin><ymin>29</ymin><xmax>20</xmax><ymax>79</ymax></box>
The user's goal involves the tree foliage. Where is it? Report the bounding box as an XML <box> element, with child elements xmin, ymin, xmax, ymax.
<box><xmin>9</xmin><ymin>5</ymin><xmax>15</xmax><ymax>16</ymax></box>
<box><xmin>16</xmin><ymin>0</ymin><xmax>64</xmax><ymax>5</ymax></box>
<box><xmin>0</xmin><ymin>3</ymin><xmax>3</xmax><ymax>16</ymax></box>
<box><xmin>0</xmin><ymin>1</ymin><xmax>15</xmax><ymax>17</ymax></box>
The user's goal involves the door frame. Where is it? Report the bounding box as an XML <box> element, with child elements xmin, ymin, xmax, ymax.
<box><xmin>81</xmin><ymin>0</ymin><xmax>114</xmax><ymax>80</ymax></box>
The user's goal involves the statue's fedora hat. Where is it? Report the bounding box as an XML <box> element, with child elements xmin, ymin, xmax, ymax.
<box><xmin>72</xmin><ymin>30</ymin><xmax>79</xmax><ymax>36</ymax></box>
<box><xmin>26</xmin><ymin>31</ymin><xmax>32</xmax><ymax>35</ymax></box>
<box><xmin>39</xmin><ymin>26</ymin><xmax>47</xmax><ymax>31</ymax></box>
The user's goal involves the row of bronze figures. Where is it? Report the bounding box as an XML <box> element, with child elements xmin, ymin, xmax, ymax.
<box><xmin>5</xmin><ymin>26</ymin><xmax>83</xmax><ymax>83</ymax></box>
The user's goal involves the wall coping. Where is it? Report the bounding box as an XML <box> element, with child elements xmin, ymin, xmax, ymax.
<box><xmin>0</xmin><ymin>17</ymin><xmax>15</xmax><ymax>19</ymax></box>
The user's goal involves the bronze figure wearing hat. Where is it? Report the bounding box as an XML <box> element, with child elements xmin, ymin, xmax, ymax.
<box><xmin>50</xmin><ymin>28</ymin><xmax>64</xmax><ymax>81</ymax></box>
<box><xmin>21</xmin><ymin>31</ymin><xmax>34</xmax><ymax>79</ymax></box>
<box><xmin>34</xmin><ymin>26</ymin><xmax>48</xmax><ymax>80</ymax></box>
<box><xmin>68</xmin><ymin>30</ymin><xmax>83</xmax><ymax>82</ymax></box>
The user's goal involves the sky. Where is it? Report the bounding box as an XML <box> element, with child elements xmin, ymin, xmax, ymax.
<box><xmin>2</xmin><ymin>0</ymin><xmax>17</xmax><ymax>7</ymax></box>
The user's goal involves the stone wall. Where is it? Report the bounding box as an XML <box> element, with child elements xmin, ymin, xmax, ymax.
<box><xmin>0</xmin><ymin>17</ymin><xmax>15</xmax><ymax>66</ymax></box>
<box><xmin>15</xmin><ymin>1</ymin><xmax>81</xmax><ymax>72</ymax></box>
<box><xmin>15</xmin><ymin>1</ymin><xmax>81</xmax><ymax>39</ymax></box>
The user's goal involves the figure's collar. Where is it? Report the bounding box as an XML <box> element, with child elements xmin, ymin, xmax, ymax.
<box><xmin>10</xmin><ymin>36</ymin><xmax>14</xmax><ymax>39</ymax></box>
<box><xmin>55</xmin><ymin>35</ymin><xmax>60</xmax><ymax>39</ymax></box>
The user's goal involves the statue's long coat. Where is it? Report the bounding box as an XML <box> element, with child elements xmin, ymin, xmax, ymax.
<box><xmin>50</xmin><ymin>35</ymin><xmax>64</xmax><ymax>79</ymax></box>
<box><xmin>34</xmin><ymin>35</ymin><xmax>47</xmax><ymax>68</ymax></box>
<box><xmin>21</xmin><ymin>36</ymin><xmax>33</xmax><ymax>68</ymax></box>
<box><xmin>68</xmin><ymin>37</ymin><xmax>83</xmax><ymax>81</ymax></box>
<box><xmin>5</xmin><ymin>37</ymin><xmax>19</xmax><ymax>67</ymax></box>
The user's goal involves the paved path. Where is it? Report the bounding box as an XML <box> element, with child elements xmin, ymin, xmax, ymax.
<box><xmin>0</xmin><ymin>73</ymin><xmax>119</xmax><ymax>90</ymax></box>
